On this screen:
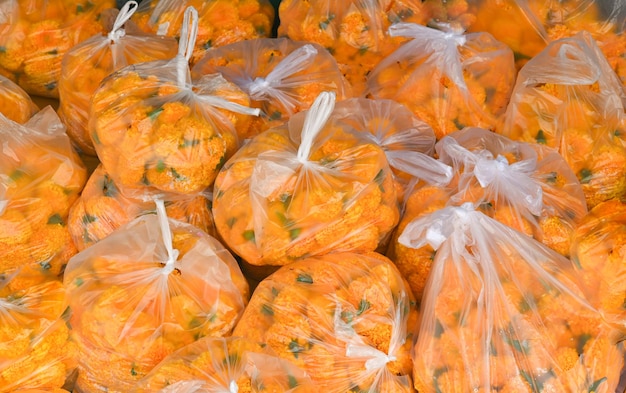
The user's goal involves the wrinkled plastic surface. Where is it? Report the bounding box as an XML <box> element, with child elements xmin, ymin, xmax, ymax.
<box><xmin>233</xmin><ymin>251</ymin><xmax>418</xmax><ymax>393</ymax></box>
<box><xmin>136</xmin><ymin>336</ymin><xmax>315</xmax><ymax>392</ymax></box>
<box><xmin>499</xmin><ymin>31</ymin><xmax>626</xmax><ymax>209</ymax></box>
<box><xmin>64</xmin><ymin>210</ymin><xmax>249</xmax><ymax>392</ymax></box>
<box><xmin>0</xmin><ymin>271</ymin><xmax>77</xmax><ymax>392</ymax></box>
<box><xmin>0</xmin><ymin>0</ymin><xmax>115</xmax><ymax>97</ymax></box>
<box><xmin>366</xmin><ymin>23</ymin><xmax>516</xmax><ymax>140</ymax></box>
<box><xmin>68</xmin><ymin>164</ymin><xmax>215</xmax><ymax>251</ymax></box>
<box><xmin>130</xmin><ymin>0</ymin><xmax>275</xmax><ymax>64</ymax></box>
<box><xmin>89</xmin><ymin>55</ymin><xmax>257</xmax><ymax>195</ymax></box>
<box><xmin>192</xmin><ymin>37</ymin><xmax>349</xmax><ymax>140</ymax></box>
<box><xmin>0</xmin><ymin>74</ymin><xmax>38</xmax><ymax>123</ymax></box>
<box><xmin>0</xmin><ymin>107</ymin><xmax>87</xmax><ymax>289</ymax></box>
<box><xmin>212</xmin><ymin>92</ymin><xmax>399</xmax><ymax>270</ymax></box>
<box><xmin>277</xmin><ymin>0</ymin><xmax>430</xmax><ymax>94</ymax></box>
<box><xmin>399</xmin><ymin>203</ymin><xmax>624</xmax><ymax>393</ymax></box>
<box><xmin>389</xmin><ymin>127</ymin><xmax>587</xmax><ymax>302</ymax></box>
<box><xmin>58</xmin><ymin>3</ymin><xmax>178</xmax><ymax>155</ymax></box>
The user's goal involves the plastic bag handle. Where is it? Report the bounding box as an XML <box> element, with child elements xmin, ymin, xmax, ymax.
<box><xmin>176</xmin><ymin>6</ymin><xmax>199</xmax><ymax>87</ymax></box>
<box><xmin>386</xmin><ymin>150</ymin><xmax>453</xmax><ymax>186</ymax></box>
<box><xmin>108</xmin><ymin>0</ymin><xmax>138</xmax><ymax>42</ymax></box>
<box><xmin>155</xmin><ymin>199</ymin><xmax>179</xmax><ymax>274</ymax></box>
<box><xmin>196</xmin><ymin>94</ymin><xmax>261</xmax><ymax>117</ymax></box>
<box><xmin>297</xmin><ymin>91</ymin><xmax>336</xmax><ymax>163</ymax></box>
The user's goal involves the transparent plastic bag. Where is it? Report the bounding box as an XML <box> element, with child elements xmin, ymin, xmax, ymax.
<box><xmin>570</xmin><ymin>199</ymin><xmax>626</xmax><ymax>333</ymax></box>
<box><xmin>232</xmin><ymin>251</ymin><xmax>418</xmax><ymax>393</ymax></box>
<box><xmin>64</xmin><ymin>199</ymin><xmax>249</xmax><ymax>392</ymax></box>
<box><xmin>67</xmin><ymin>164</ymin><xmax>215</xmax><ymax>251</ymax></box>
<box><xmin>388</xmin><ymin>127</ymin><xmax>587</xmax><ymax>302</ymax></box>
<box><xmin>277</xmin><ymin>0</ymin><xmax>430</xmax><ymax>95</ymax></box>
<box><xmin>58</xmin><ymin>1</ymin><xmax>178</xmax><ymax>156</ymax></box>
<box><xmin>399</xmin><ymin>203</ymin><xmax>625</xmax><ymax>392</ymax></box>
<box><xmin>499</xmin><ymin>31</ymin><xmax>626</xmax><ymax>209</ymax></box>
<box><xmin>89</xmin><ymin>7</ymin><xmax>260</xmax><ymax>196</ymax></box>
<box><xmin>0</xmin><ymin>0</ymin><xmax>115</xmax><ymax>97</ymax></box>
<box><xmin>366</xmin><ymin>22</ymin><xmax>516</xmax><ymax>140</ymax></box>
<box><xmin>192</xmin><ymin>37</ymin><xmax>350</xmax><ymax>141</ymax></box>
<box><xmin>0</xmin><ymin>107</ymin><xmax>87</xmax><ymax>290</ymax></box>
<box><xmin>136</xmin><ymin>336</ymin><xmax>315</xmax><ymax>392</ymax></box>
<box><xmin>0</xmin><ymin>74</ymin><xmax>38</xmax><ymax>123</ymax></box>
<box><xmin>130</xmin><ymin>0</ymin><xmax>275</xmax><ymax>65</ymax></box>
<box><xmin>212</xmin><ymin>92</ymin><xmax>399</xmax><ymax>278</ymax></box>
<box><xmin>0</xmin><ymin>270</ymin><xmax>77</xmax><ymax>392</ymax></box>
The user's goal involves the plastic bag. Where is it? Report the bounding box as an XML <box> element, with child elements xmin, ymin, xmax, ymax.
<box><xmin>89</xmin><ymin>7</ymin><xmax>260</xmax><ymax>196</ymax></box>
<box><xmin>331</xmin><ymin>97</ymin><xmax>452</xmax><ymax>204</ymax></box>
<box><xmin>0</xmin><ymin>107</ymin><xmax>87</xmax><ymax>290</ymax></box>
<box><xmin>0</xmin><ymin>74</ymin><xmax>38</xmax><ymax>123</ymax></box>
<box><xmin>67</xmin><ymin>164</ymin><xmax>215</xmax><ymax>251</ymax></box>
<box><xmin>212</xmin><ymin>91</ymin><xmax>399</xmax><ymax>279</ymax></box>
<box><xmin>0</xmin><ymin>270</ymin><xmax>77</xmax><ymax>392</ymax></box>
<box><xmin>0</xmin><ymin>0</ymin><xmax>115</xmax><ymax>97</ymax></box>
<box><xmin>277</xmin><ymin>0</ymin><xmax>430</xmax><ymax>95</ymax></box>
<box><xmin>232</xmin><ymin>251</ymin><xmax>418</xmax><ymax>393</ymax></box>
<box><xmin>570</xmin><ymin>199</ymin><xmax>626</xmax><ymax>332</ymax></box>
<box><xmin>58</xmin><ymin>1</ymin><xmax>178</xmax><ymax>156</ymax></box>
<box><xmin>388</xmin><ymin>127</ymin><xmax>587</xmax><ymax>302</ymax></box>
<box><xmin>136</xmin><ymin>336</ymin><xmax>315</xmax><ymax>392</ymax></box>
<box><xmin>63</xmin><ymin>199</ymin><xmax>249</xmax><ymax>392</ymax></box>
<box><xmin>366</xmin><ymin>23</ymin><xmax>516</xmax><ymax>140</ymax></box>
<box><xmin>499</xmin><ymin>31</ymin><xmax>626</xmax><ymax>209</ymax></box>
<box><xmin>191</xmin><ymin>37</ymin><xmax>350</xmax><ymax>141</ymax></box>
<box><xmin>399</xmin><ymin>203</ymin><xmax>625</xmax><ymax>392</ymax></box>
<box><xmin>130</xmin><ymin>0</ymin><xmax>275</xmax><ymax>65</ymax></box>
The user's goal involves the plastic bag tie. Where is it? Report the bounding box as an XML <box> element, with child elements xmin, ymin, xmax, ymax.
<box><xmin>386</xmin><ymin>150</ymin><xmax>453</xmax><ymax>186</ymax></box>
<box><xmin>196</xmin><ymin>94</ymin><xmax>261</xmax><ymax>117</ymax></box>
<box><xmin>345</xmin><ymin>343</ymin><xmax>397</xmax><ymax>371</ymax></box>
<box><xmin>176</xmin><ymin>6</ymin><xmax>199</xmax><ymax>87</ymax></box>
<box><xmin>228</xmin><ymin>380</ymin><xmax>239</xmax><ymax>393</ymax></box>
<box><xmin>297</xmin><ymin>91</ymin><xmax>336</xmax><ymax>163</ymax></box>
<box><xmin>399</xmin><ymin>203</ymin><xmax>474</xmax><ymax>250</ymax></box>
<box><xmin>155</xmin><ymin>199</ymin><xmax>179</xmax><ymax>274</ymax></box>
<box><xmin>108</xmin><ymin>0</ymin><xmax>138</xmax><ymax>42</ymax></box>
<box><xmin>247</xmin><ymin>44</ymin><xmax>319</xmax><ymax>114</ymax></box>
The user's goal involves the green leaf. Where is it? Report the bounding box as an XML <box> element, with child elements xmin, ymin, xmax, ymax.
<box><xmin>588</xmin><ymin>377</ymin><xmax>607</xmax><ymax>392</ymax></box>
<box><xmin>75</xmin><ymin>277</ymin><xmax>84</xmax><ymax>287</ymax></box>
<box><xmin>9</xmin><ymin>169</ymin><xmax>25</xmax><ymax>181</ymax></box>
<box><xmin>296</xmin><ymin>273</ymin><xmax>313</xmax><ymax>284</ymax></box>
<box><xmin>287</xmin><ymin>374</ymin><xmax>298</xmax><ymax>389</ymax></box>
<box><xmin>0</xmin><ymin>46</ymin><xmax>6</xmax><ymax>53</ymax></box>
<box><xmin>520</xmin><ymin>369</ymin><xmax>542</xmax><ymax>393</ymax></box>
<box><xmin>203</xmin><ymin>39</ymin><xmax>213</xmax><ymax>50</ymax></box>
<box><xmin>577</xmin><ymin>333</ymin><xmax>592</xmax><ymax>354</ymax></box>
<box><xmin>535</xmin><ymin>129</ymin><xmax>547</xmax><ymax>144</ymax></box>
<box><xmin>261</xmin><ymin>304</ymin><xmax>274</xmax><ymax>316</ymax></box>
<box><xmin>545</xmin><ymin>171</ymin><xmax>558</xmax><ymax>184</ymax></box>
<box><xmin>341</xmin><ymin>310</ymin><xmax>354</xmax><ymax>324</ymax></box>
<box><xmin>102</xmin><ymin>174</ymin><xmax>118</xmax><ymax>197</ymax></box>
<box><xmin>288</xmin><ymin>339</ymin><xmax>306</xmax><ymax>358</ymax></box>
<box><xmin>243</xmin><ymin>229</ymin><xmax>255</xmax><ymax>241</ymax></box>
<box><xmin>46</xmin><ymin>49</ymin><xmax>58</xmax><ymax>55</ymax></box>
<box><xmin>358</xmin><ymin>46</ymin><xmax>369</xmax><ymax>55</ymax></box>
<box><xmin>289</xmin><ymin>227</ymin><xmax>302</xmax><ymax>240</ymax></box>
<box><xmin>156</xmin><ymin>160</ymin><xmax>166</xmax><ymax>173</ymax></box>
<box><xmin>356</xmin><ymin>299</ymin><xmax>371</xmax><ymax>316</ymax></box>
<box><xmin>269</xmin><ymin>110</ymin><xmax>282</xmax><ymax>121</ymax></box>
<box><xmin>453</xmin><ymin>118</ymin><xmax>465</xmax><ymax>130</ymax></box>
<box><xmin>170</xmin><ymin>167</ymin><xmax>187</xmax><ymax>180</ymax></box>
<box><xmin>578</xmin><ymin>168</ymin><xmax>593</xmax><ymax>184</ymax></box>
<box><xmin>45</xmin><ymin>81</ymin><xmax>57</xmax><ymax>91</ymax></box>
<box><xmin>433</xmin><ymin>319</ymin><xmax>444</xmax><ymax>338</ymax></box>
<box><xmin>374</xmin><ymin>169</ymin><xmax>385</xmax><ymax>192</ymax></box>
<box><xmin>47</xmin><ymin>213</ymin><xmax>65</xmax><ymax>225</ymax></box>
<box><xmin>147</xmin><ymin>107</ymin><xmax>164</xmax><ymax>120</ymax></box>
<box><xmin>179</xmin><ymin>138</ymin><xmax>200</xmax><ymax>148</ymax></box>
<box><xmin>226</xmin><ymin>217</ymin><xmax>237</xmax><ymax>228</ymax></box>
<box><xmin>130</xmin><ymin>366</ymin><xmax>137</xmax><ymax>376</ymax></box>
<box><xmin>40</xmin><ymin>261</ymin><xmax>52</xmax><ymax>270</ymax></box>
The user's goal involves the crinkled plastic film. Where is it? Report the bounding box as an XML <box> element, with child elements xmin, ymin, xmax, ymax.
<box><xmin>130</xmin><ymin>0</ymin><xmax>275</xmax><ymax>65</ymax></box>
<box><xmin>0</xmin><ymin>0</ymin><xmax>115</xmax><ymax>97</ymax></box>
<box><xmin>58</xmin><ymin>1</ymin><xmax>178</xmax><ymax>155</ymax></box>
<box><xmin>366</xmin><ymin>23</ymin><xmax>516</xmax><ymax>140</ymax></box>
<box><xmin>399</xmin><ymin>203</ymin><xmax>625</xmax><ymax>393</ymax></box>
<box><xmin>64</xmin><ymin>203</ymin><xmax>249</xmax><ymax>392</ymax></box>
<box><xmin>0</xmin><ymin>107</ymin><xmax>87</xmax><ymax>290</ymax></box>
<box><xmin>67</xmin><ymin>164</ymin><xmax>215</xmax><ymax>251</ymax></box>
<box><xmin>277</xmin><ymin>0</ymin><xmax>430</xmax><ymax>95</ymax></box>
<box><xmin>232</xmin><ymin>251</ymin><xmax>418</xmax><ymax>393</ymax></box>
<box><xmin>192</xmin><ymin>37</ymin><xmax>349</xmax><ymax>140</ymax></box>
<box><xmin>89</xmin><ymin>8</ymin><xmax>260</xmax><ymax>196</ymax></box>
<box><xmin>212</xmin><ymin>92</ymin><xmax>399</xmax><ymax>273</ymax></box>
<box><xmin>136</xmin><ymin>336</ymin><xmax>315</xmax><ymax>392</ymax></box>
<box><xmin>499</xmin><ymin>31</ymin><xmax>626</xmax><ymax>209</ymax></box>
<box><xmin>0</xmin><ymin>271</ymin><xmax>77</xmax><ymax>392</ymax></box>
<box><xmin>0</xmin><ymin>74</ymin><xmax>38</xmax><ymax>124</ymax></box>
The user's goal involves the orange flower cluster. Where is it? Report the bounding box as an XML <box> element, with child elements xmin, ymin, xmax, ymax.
<box><xmin>233</xmin><ymin>251</ymin><xmax>418</xmax><ymax>393</ymax></box>
<box><xmin>131</xmin><ymin>0</ymin><xmax>275</xmax><ymax>65</ymax></box>
<box><xmin>0</xmin><ymin>107</ymin><xmax>87</xmax><ymax>291</ymax></box>
<box><xmin>192</xmin><ymin>37</ymin><xmax>349</xmax><ymax>140</ymax></box>
<box><xmin>136</xmin><ymin>336</ymin><xmax>315</xmax><ymax>392</ymax></box>
<box><xmin>366</xmin><ymin>23</ymin><xmax>516</xmax><ymax>140</ymax></box>
<box><xmin>90</xmin><ymin>64</ymin><xmax>254</xmax><ymax>195</ymax></box>
<box><xmin>67</xmin><ymin>165</ymin><xmax>215</xmax><ymax>251</ymax></box>
<box><xmin>0</xmin><ymin>75</ymin><xmax>38</xmax><ymax>123</ymax></box>
<box><xmin>0</xmin><ymin>0</ymin><xmax>115</xmax><ymax>97</ymax></box>
<box><xmin>58</xmin><ymin>5</ymin><xmax>178</xmax><ymax>155</ymax></box>
<box><xmin>500</xmin><ymin>32</ymin><xmax>626</xmax><ymax>209</ymax></box>
<box><xmin>0</xmin><ymin>275</ymin><xmax>77</xmax><ymax>391</ymax></box>
<box><xmin>212</xmin><ymin>93</ymin><xmax>398</xmax><ymax>273</ymax></box>
<box><xmin>277</xmin><ymin>0</ymin><xmax>430</xmax><ymax>94</ymax></box>
<box><xmin>397</xmin><ymin>205</ymin><xmax>624</xmax><ymax>393</ymax></box>
<box><xmin>63</xmin><ymin>212</ymin><xmax>249</xmax><ymax>392</ymax></box>
<box><xmin>389</xmin><ymin>128</ymin><xmax>587</xmax><ymax>302</ymax></box>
